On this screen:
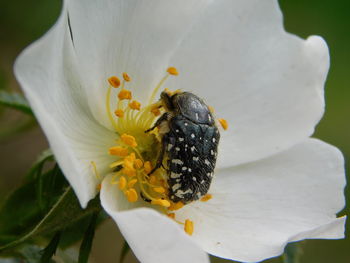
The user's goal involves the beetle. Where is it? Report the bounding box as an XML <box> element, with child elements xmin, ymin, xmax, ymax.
<box><xmin>145</xmin><ymin>90</ymin><xmax>220</xmax><ymax>204</ymax></box>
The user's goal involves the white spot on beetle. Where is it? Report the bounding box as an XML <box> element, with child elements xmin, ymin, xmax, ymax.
<box><xmin>204</xmin><ymin>159</ymin><xmax>211</xmax><ymax>165</ymax></box>
<box><xmin>191</xmin><ymin>133</ymin><xmax>195</xmax><ymax>138</ymax></box>
<box><xmin>172</xmin><ymin>183</ymin><xmax>181</xmax><ymax>191</ymax></box>
<box><xmin>212</xmin><ymin>138</ymin><xmax>216</xmax><ymax>143</ymax></box>
<box><xmin>175</xmin><ymin>147</ymin><xmax>180</xmax><ymax>151</ymax></box>
<box><xmin>188</xmin><ymin>168</ymin><xmax>192</xmax><ymax>172</ymax></box>
<box><xmin>176</xmin><ymin>129</ymin><xmax>179</xmax><ymax>133</ymax></box>
<box><xmin>211</xmin><ymin>150</ymin><xmax>215</xmax><ymax>155</ymax></box>
<box><xmin>195</xmin><ymin>113</ymin><xmax>199</xmax><ymax>120</ymax></box>
<box><xmin>170</xmin><ymin>172</ymin><xmax>182</xmax><ymax>178</ymax></box>
<box><xmin>179</xmin><ymin>138</ymin><xmax>184</xmax><ymax>142</ymax></box>
<box><xmin>182</xmin><ymin>166</ymin><xmax>187</xmax><ymax>171</ymax></box>
<box><xmin>191</xmin><ymin>146</ymin><xmax>196</xmax><ymax>152</ymax></box>
<box><xmin>172</xmin><ymin>159</ymin><xmax>184</xmax><ymax>165</ymax></box>
<box><xmin>167</xmin><ymin>144</ymin><xmax>173</xmax><ymax>151</ymax></box>
<box><xmin>192</xmin><ymin>177</ymin><xmax>197</xmax><ymax>181</ymax></box>
<box><xmin>193</xmin><ymin>156</ymin><xmax>199</xmax><ymax>161</ymax></box>
<box><xmin>184</xmin><ymin>122</ymin><xmax>188</xmax><ymax>126</ymax></box>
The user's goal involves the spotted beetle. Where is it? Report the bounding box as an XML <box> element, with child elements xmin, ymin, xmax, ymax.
<box><xmin>146</xmin><ymin>91</ymin><xmax>220</xmax><ymax>204</ymax></box>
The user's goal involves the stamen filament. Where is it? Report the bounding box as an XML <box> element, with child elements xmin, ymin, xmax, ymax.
<box><xmin>106</xmin><ymin>86</ymin><xmax>119</xmax><ymax>130</ymax></box>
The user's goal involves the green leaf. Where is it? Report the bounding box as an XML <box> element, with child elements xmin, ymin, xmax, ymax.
<box><xmin>0</xmin><ymin>90</ymin><xmax>33</xmax><ymax>115</ymax></box>
<box><xmin>0</xmin><ymin>164</ymin><xmax>67</xmax><ymax>244</ymax></box>
<box><xmin>119</xmin><ymin>241</ymin><xmax>130</xmax><ymax>263</ymax></box>
<box><xmin>59</xmin><ymin>210</ymin><xmax>109</xmax><ymax>249</ymax></box>
<box><xmin>0</xmin><ymin>186</ymin><xmax>101</xmax><ymax>252</ymax></box>
<box><xmin>40</xmin><ymin>232</ymin><xmax>61</xmax><ymax>263</ymax></box>
<box><xmin>78</xmin><ymin>212</ymin><xmax>99</xmax><ymax>263</ymax></box>
<box><xmin>26</xmin><ymin>149</ymin><xmax>54</xmax><ymax>181</ymax></box>
<box><xmin>283</xmin><ymin>242</ymin><xmax>302</xmax><ymax>263</ymax></box>
<box><xmin>17</xmin><ymin>244</ymin><xmax>43</xmax><ymax>263</ymax></box>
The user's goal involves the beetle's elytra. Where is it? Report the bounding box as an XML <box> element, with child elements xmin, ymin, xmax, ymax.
<box><xmin>146</xmin><ymin>91</ymin><xmax>220</xmax><ymax>203</ymax></box>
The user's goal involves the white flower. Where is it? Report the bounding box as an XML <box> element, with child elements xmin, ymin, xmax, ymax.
<box><xmin>15</xmin><ymin>0</ymin><xmax>346</xmax><ymax>262</ymax></box>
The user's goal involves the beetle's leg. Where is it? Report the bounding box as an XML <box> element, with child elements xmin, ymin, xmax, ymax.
<box><xmin>148</xmin><ymin>134</ymin><xmax>169</xmax><ymax>175</ymax></box>
<box><xmin>145</xmin><ymin>112</ymin><xmax>169</xmax><ymax>133</ymax></box>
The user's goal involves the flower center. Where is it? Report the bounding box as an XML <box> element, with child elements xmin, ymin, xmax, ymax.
<box><xmin>102</xmin><ymin>67</ymin><xmax>226</xmax><ymax>235</ymax></box>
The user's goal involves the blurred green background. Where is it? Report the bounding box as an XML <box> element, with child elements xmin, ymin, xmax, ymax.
<box><xmin>0</xmin><ymin>0</ymin><xmax>348</xmax><ymax>262</ymax></box>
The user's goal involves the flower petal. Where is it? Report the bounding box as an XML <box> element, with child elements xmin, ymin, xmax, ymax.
<box><xmin>100</xmin><ymin>174</ymin><xmax>210</xmax><ymax>263</ymax></box>
<box><xmin>169</xmin><ymin>0</ymin><xmax>329</xmax><ymax>167</ymax></box>
<box><xmin>175</xmin><ymin>138</ymin><xmax>346</xmax><ymax>262</ymax></box>
<box><xmin>14</xmin><ymin>6</ymin><xmax>116</xmax><ymax>207</ymax></box>
<box><xmin>66</xmin><ymin>0</ymin><xmax>213</xmax><ymax>128</ymax></box>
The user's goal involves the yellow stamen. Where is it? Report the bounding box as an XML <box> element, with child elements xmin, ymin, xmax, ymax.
<box><xmin>118</xmin><ymin>176</ymin><xmax>127</xmax><ymax>190</ymax></box>
<box><xmin>168</xmin><ymin>201</ymin><xmax>184</xmax><ymax>211</ymax></box>
<box><xmin>129</xmin><ymin>100</ymin><xmax>141</xmax><ymax>110</ymax></box>
<box><xmin>123</xmin><ymin>166</ymin><xmax>136</xmax><ymax>177</ymax></box>
<box><xmin>149</xmin><ymin>175</ymin><xmax>157</xmax><ymax>185</ymax></box>
<box><xmin>167</xmin><ymin>213</ymin><xmax>175</xmax><ymax>219</ymax></box>
<box><xmin>123</xmin><ymin>72</ymin><xmax>131</xmax><ymax>82</ymax></box>
<box><xmin>118</xmin><ymin>89</ymin><xmax>132</xmax><ymax>100</ymax></box>
<box><xmin>126</xmin><ymin>188</ymin><xmax>138</xmax><ymax>202</ymax></box>
<box><xmin>121</xmin><ymin>134</ymin><xmax>137</xmax><ymax>147</ymax></box>
<box><xmin>144</xmin><ymin>161</ymin><xmax>152</xmax><ymax>174</ymax></box>
<box><xmin>135</xmin><ymin>159</ymin><xmax>143</xmax><ymax>169</ymax></box>
<box><xmin>153</xmin><ymin>186</ymin><xmax>165</xmax><ymax>194</ymax></box>
<box><xmin>151</xmin><ymin>107</ymin><xmax>161</xmax><ymax>116</ymax></box>
<box><xmin>108</xmin><ymin>76</ymin><xmax>121</xmax><ymax>88</ymax></box>
<box><xmin>109</xmin><ymin>160</ymin><xmax>123</xmax><ymax>168</ymax></box>
<box><xmin>128</xmin><ymin>179</ymin><xmax>138</xmax><ymax>188</ymax></box>
<box><xmin>106</xmin><ymin>86</ymin><xmax>119</xmax><ymax>130</ymax></box>
<box><xmin>115</xmin><ymin>109</ymin><xmax>124</xmax><ymax>118</ymax></box>
<box><xmin>96</xmin><ymin>183</ymin><xmax>101</xmax><ymax>191</ymax></box>
<box><xmin>218</xmin><ymin>118</ymin><xmax>228</xmax><ymax>130</ymax></box>
<box><xmin>109</xmin><ymin>146</ymin><xmax>128</xmax><ymax>157</ymax></box>
<box><xmin>184</xmin><ymin>219</ymin><xmax>194</xmax><ymax>235</ymax></box>
<box><xmin>208</xmin><ymin>106</ymin><xmax>215</xmax><ymax>113</ymax></box>
<box><xmin>151</xmin><ymin>199</ymin><xmax>171</xmax><ymax>207</ymax></box>
<box><xmin>90</xmin><ymin>161</ymin><xmax>101</xmax><ymax>180</ymax></box>
<box><xmin>167</xmin><ymin>67</ymin><xmax>179</xmax><ymax>76</ymax></box>
<box><xmin>200</xmin><ymin>194</ymin><xmax>212</xmax><ymax>202</ymax></box>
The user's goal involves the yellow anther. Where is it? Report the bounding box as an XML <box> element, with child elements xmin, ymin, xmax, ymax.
<box><xmin>108</xmin><ymin>76</ymin><xmax>121</xmax><ymax>88</ymax></box>
<box><xmin>128</xmin><ymin>179</ymin><xmax>138</xmax><ymax>188</ymax></box>
<box><xmin>144</xmin><ymin>161</ymin><xmax>152</xmax><ymax>174</ymax></box>
<box><xmin>118</xmin><ymin>89</ymin><xmax>132</xmax><ymax>100</ymax></box>
<box><xmin>208</xmin><ymin>106</ymin><xmax>215</xmax><ymax>113</ymax></box>
<box><xmin>96</xmin><ymin>183</ymin><xmax>101</xmax><ymax>191</ymax></box>
<box><xmin>218</xmin><ymin>118</ymin><xmax>228</xmax><ymax>130</ymax></box>
<box><xmin>149</xmin><ymin>175</ymin><xmax>157</xmax><ymax>185</ymax></box>
<box><xmin>153</xmin><ymin>186</ymin><xmax>165</xmax><ymax>194</ymax></box>
<box><xmin>167</xmin><ymin>67</ymin><xmax>179</xmax><ymax>76</ymax></box>
<box><xmin>167</xmin><ymin>213</ymin><xmax>175</xmax><ymax>219</ymax></box>
<box><xmin>151</xmin><ymin>107</ymin><xmax>161</xmax><ymax>116</ymax></box>
<box><xmin>151</xmin><ymin>199</ymin><xmax>171</xmax><ymax>207</ymax></box>
<box><xmin>123</xmin><ymin>166</ymin><xmax>136</xmax><ymax>177</ymax></box>
<box><xmin>129</xmin><ymin>100</ymin><xmax>141</xmax><ymax>110</ymax></box>
<box><xmin>184</xmin><ymin>219</ymin><xmax>194</xmax><ymax>236</ymax></box>
<box><xmin>121</xmin><ymin>134</ymin><xmax>137</xmax><ymax>147</ymax></box>
<box><xmin>200</xmin><ymin>194</ymin><xmax>212</xmax><ymax>202</ymax></box>
<box><xmin>123</xmin><ymin>72</ymin><xmax>131</xmax><ymax>82</ymax></box>
<box><xmin>168</xmin><ymin>201</ymin><xmax>184</xmax><ymax>211</ymax></box>
<box><xmin>135</xmin><ymin>159</ymin><xmax>143</xmax><ymax>169</ymax></box>
<box><xmin>128</xmin><ymin>152</ymin><xmax>136</xmax><ymax>161</ymax></box>
<box><xmin>109</xmin><ymin>146</ymin><xmax>128</xmax><ymax>157</ymax></box>
<box><xmin>118</xmin><ymin>176</ymin><xmax>127</xmax><ymax>190</ymax></box>
<box><xmin>126</xmin><ymin>188</ymin><xmax>138</xmax><ymax>202</ymax></box>
<box><xmin>115</xmin><ymin>109</ymin><xmax>124</xmax><ymax>118</ymax></box>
